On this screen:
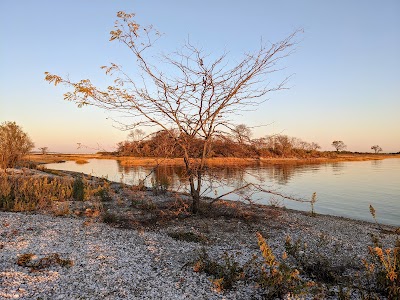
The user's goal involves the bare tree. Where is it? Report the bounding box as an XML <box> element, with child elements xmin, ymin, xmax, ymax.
<box><xmin>38</xmin><ymin>147</ymin><xmax>48</xmax><ymax>155</ymax></box>
<box><xmin>332</xmin><ymin>140</ymin><xmax>346</xmax><ymax>152</ymax></box>
<box><xmin>45</xmin><ymin>11</ymin><xmax>300</xmax><ymax>213</ymax></box>
<box><xmin>0</xmin><ymin>121</ymin><xmax>34</xmax><ymax>169</ymax></box>
<box><xmin>231</xmin><ymin>124</ymin><xmax>252</xmax><ymax>145</ymax></box>
<box><xmin>371</xmin><ymin>145</ymin><xmax>382</xmax><ymax>153</ymax></box>
<box><xmin>310</xmin><ymin>142</ymin><xmax>321</xmax><ymax>151</ymax></box>
<box><xmin>275</xmin><ymin>135</ymin><xmax>293</xmax><ymax>156</ymax></box>
<box><xmin>128</xmin><ymin>129</ymin><xmax>146</xmax><ymax>142</ymax></box>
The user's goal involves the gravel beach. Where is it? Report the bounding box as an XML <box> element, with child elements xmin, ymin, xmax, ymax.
<box><xmin>1</xmin><ymin>204</ymin><xmax>398</xmax><ymax>299</ymax></box>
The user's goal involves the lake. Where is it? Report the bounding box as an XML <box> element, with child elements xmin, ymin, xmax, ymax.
<box><xmin>45</xmin><ymin>158</ymin><xmax>400</xmax><ymax>226</ymax></box>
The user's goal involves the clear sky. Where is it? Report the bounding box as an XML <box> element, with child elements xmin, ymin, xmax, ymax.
<box><xmin>1</xmin><ymin>0</ymin><xmax>399</xmax><ymax>153</ymax></box>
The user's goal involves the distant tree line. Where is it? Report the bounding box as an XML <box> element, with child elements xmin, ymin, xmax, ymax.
<box><xmin>116</xmin><ymin>127</ymin><xmax>322</xmax><ymax>159</ymax></box>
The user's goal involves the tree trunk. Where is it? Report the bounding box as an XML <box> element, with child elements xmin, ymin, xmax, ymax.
<box><xmin>187</xmin><ymin>174</ymin><xmax>199</xmax><ymax>213</ymax></box>
<box><xmin>191</xmin><ymin>190</ymin><xmax>200</xmax><ymax>214</ymax></box>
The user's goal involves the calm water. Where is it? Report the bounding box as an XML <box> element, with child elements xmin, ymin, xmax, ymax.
<box><xmin>45</xmin><ymin>158</ymin><xmax>400</xmax><ymax>226</ymax></box>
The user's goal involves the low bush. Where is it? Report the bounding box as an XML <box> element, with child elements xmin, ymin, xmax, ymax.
<box><xmin>102</xmin><ymin>211</ymin><xmax>118</xmax><ymax>224</ymax></box>
<box><xmin>94</xmin><ymin>186</ymin><xmax>112</xmax><ymax>202</ymax></box>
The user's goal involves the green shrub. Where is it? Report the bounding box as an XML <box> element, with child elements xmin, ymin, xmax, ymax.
<box><xmin>72</xmin><ymin>176</ymin><xmax>85</xmax><ymax>201</ymax></box>
<box><xmin>94</xmin><ymin>187</ymin><xmax>112</xmax><ymax>202</ymax></box>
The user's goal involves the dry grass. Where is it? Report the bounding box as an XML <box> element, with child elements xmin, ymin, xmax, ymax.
<box><xmin>0</xmin><ymin>172</ymin><xmax>73</xmax><ymax>211</ymax></box>
<box><xmin>0</xmin><ymin>171</ymin><xmax>110</xmax><ymax>216</ymax></box>
<box><xmin>118</xmin><ymin>157</ymin><xmax>263</xmax><ymax>167</ymax></box>
<box><xmin>24</xmin><ymin>154</ymin><xmax>105</xmax><ymax>164</ymax></box>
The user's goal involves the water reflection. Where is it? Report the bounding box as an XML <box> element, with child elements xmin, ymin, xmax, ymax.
<box><xmin>371</xmin><ymin>160</ymin><xmax>383</xmax><ymax>166</ymax></box>
<box><xmin>45</xmin><ymin>158</ymin><xmax>400</xmax><ymax>226</ymax></box>
<box><xmin>331</xmin><ymin>162</ymin><xmax>345</xmax><ymax>176</ymax></box>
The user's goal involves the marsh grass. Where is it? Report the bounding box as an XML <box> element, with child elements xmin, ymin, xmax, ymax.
<box><xmin>0</xmin><ymin>173</ymin><xmax>73</xmax><ymax>211</ymax></box>
<box><xmin>0</xmin><ymin>172</ymin><xmax>111</xmax><ymax>215</ymax></box>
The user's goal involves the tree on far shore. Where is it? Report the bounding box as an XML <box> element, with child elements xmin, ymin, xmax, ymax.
<box><xmin>371</xmin><ymin>145</ymin><xmax>382</xmax><ymax>154</ymax></box>
<box><xmin>39</xmin><ymin>147</ymin><xmax>49</xmax><ymax>155</ymax></box>
<box><xmin>45</xmin><ymin>11</ymin><xmax>301</xmax><ymax>213</ymax></box>
<box><xmin>332</xmin><ymin>140</ymin><xmax>346</xmax><ymax>152</ymax></box>
<box><xmin>231</xmin><ymin>124</ymin><xmax>253</xmax><ymax>145</ymax></box>
<box><xmin>0</xmin><ymin>121</ymin><xmax>34</xmax><ymax>169</ymax></box>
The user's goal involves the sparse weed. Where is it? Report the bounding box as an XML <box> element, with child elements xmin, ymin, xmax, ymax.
<box><xmin>151</xmin><ymin>175</ymin><xmax>170</xmax><ymax>195</ymax></box>
<box><xmin>255</xmin><ymin>232</ymin><xmax>306</xmax><ymax>298</ymax></box>
<box><xmin>284</xmin><ymin>235</ymin><xmax>345</xmax><ymax>284</ymax></box>
<box><xmin>363</xmin><ymin>237</ymin><xmax>400</xmax><ymax>299</ymax></box>
<box><xmin>53</xmin><ymin>201</ymin><xmax>70</xmax><ymax>216</ymax></box>
<box><xmin>192</xmin><ymin>233</ymin><xmax>306</xmax><ymax>297</ymax></box>
<box><xmin>310</xmin><ymin>192</ymin><xmax>317</xmax><ymax>216</ymax></box>
<box><xmin>193</xmin><ymin>248</ymin><xmax>245</xmax><ymax>292</ymax></box>
<box><xmin>131</xmin><ymin>197</ymin><xmax>157</xmax><ymax>211</ymax></box>
<box><xmin>369</xmin><ymin>204</ymin><xmax>384</xmax><ymax>232</ymax></box>
<box><xmin>94</xmin><ymin>184</ymin><xmax>112</xmax><ymax>202</ymax></box>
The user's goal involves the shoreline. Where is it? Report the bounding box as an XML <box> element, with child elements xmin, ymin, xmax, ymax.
<box><xmin>4</xmin><ymin>167</ymin><xmax>399</xmax><ymax>228</ymax></box>
<box><xmin>25</xmin><ymin>153</ymin><xmax>400</xmax><ymax>167</ymax></box>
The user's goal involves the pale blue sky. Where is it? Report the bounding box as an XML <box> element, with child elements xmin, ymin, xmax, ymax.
<box><xmin>1</xmin><ymin>0</ymin><xmax>399</xmax><ymax>153</ymax></box>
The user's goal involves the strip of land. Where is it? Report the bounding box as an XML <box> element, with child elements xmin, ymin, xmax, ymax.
<box><xmin>25</xmin><ymin>153</ymin><xmax>400</xmax><ymax>167</ymax></box>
